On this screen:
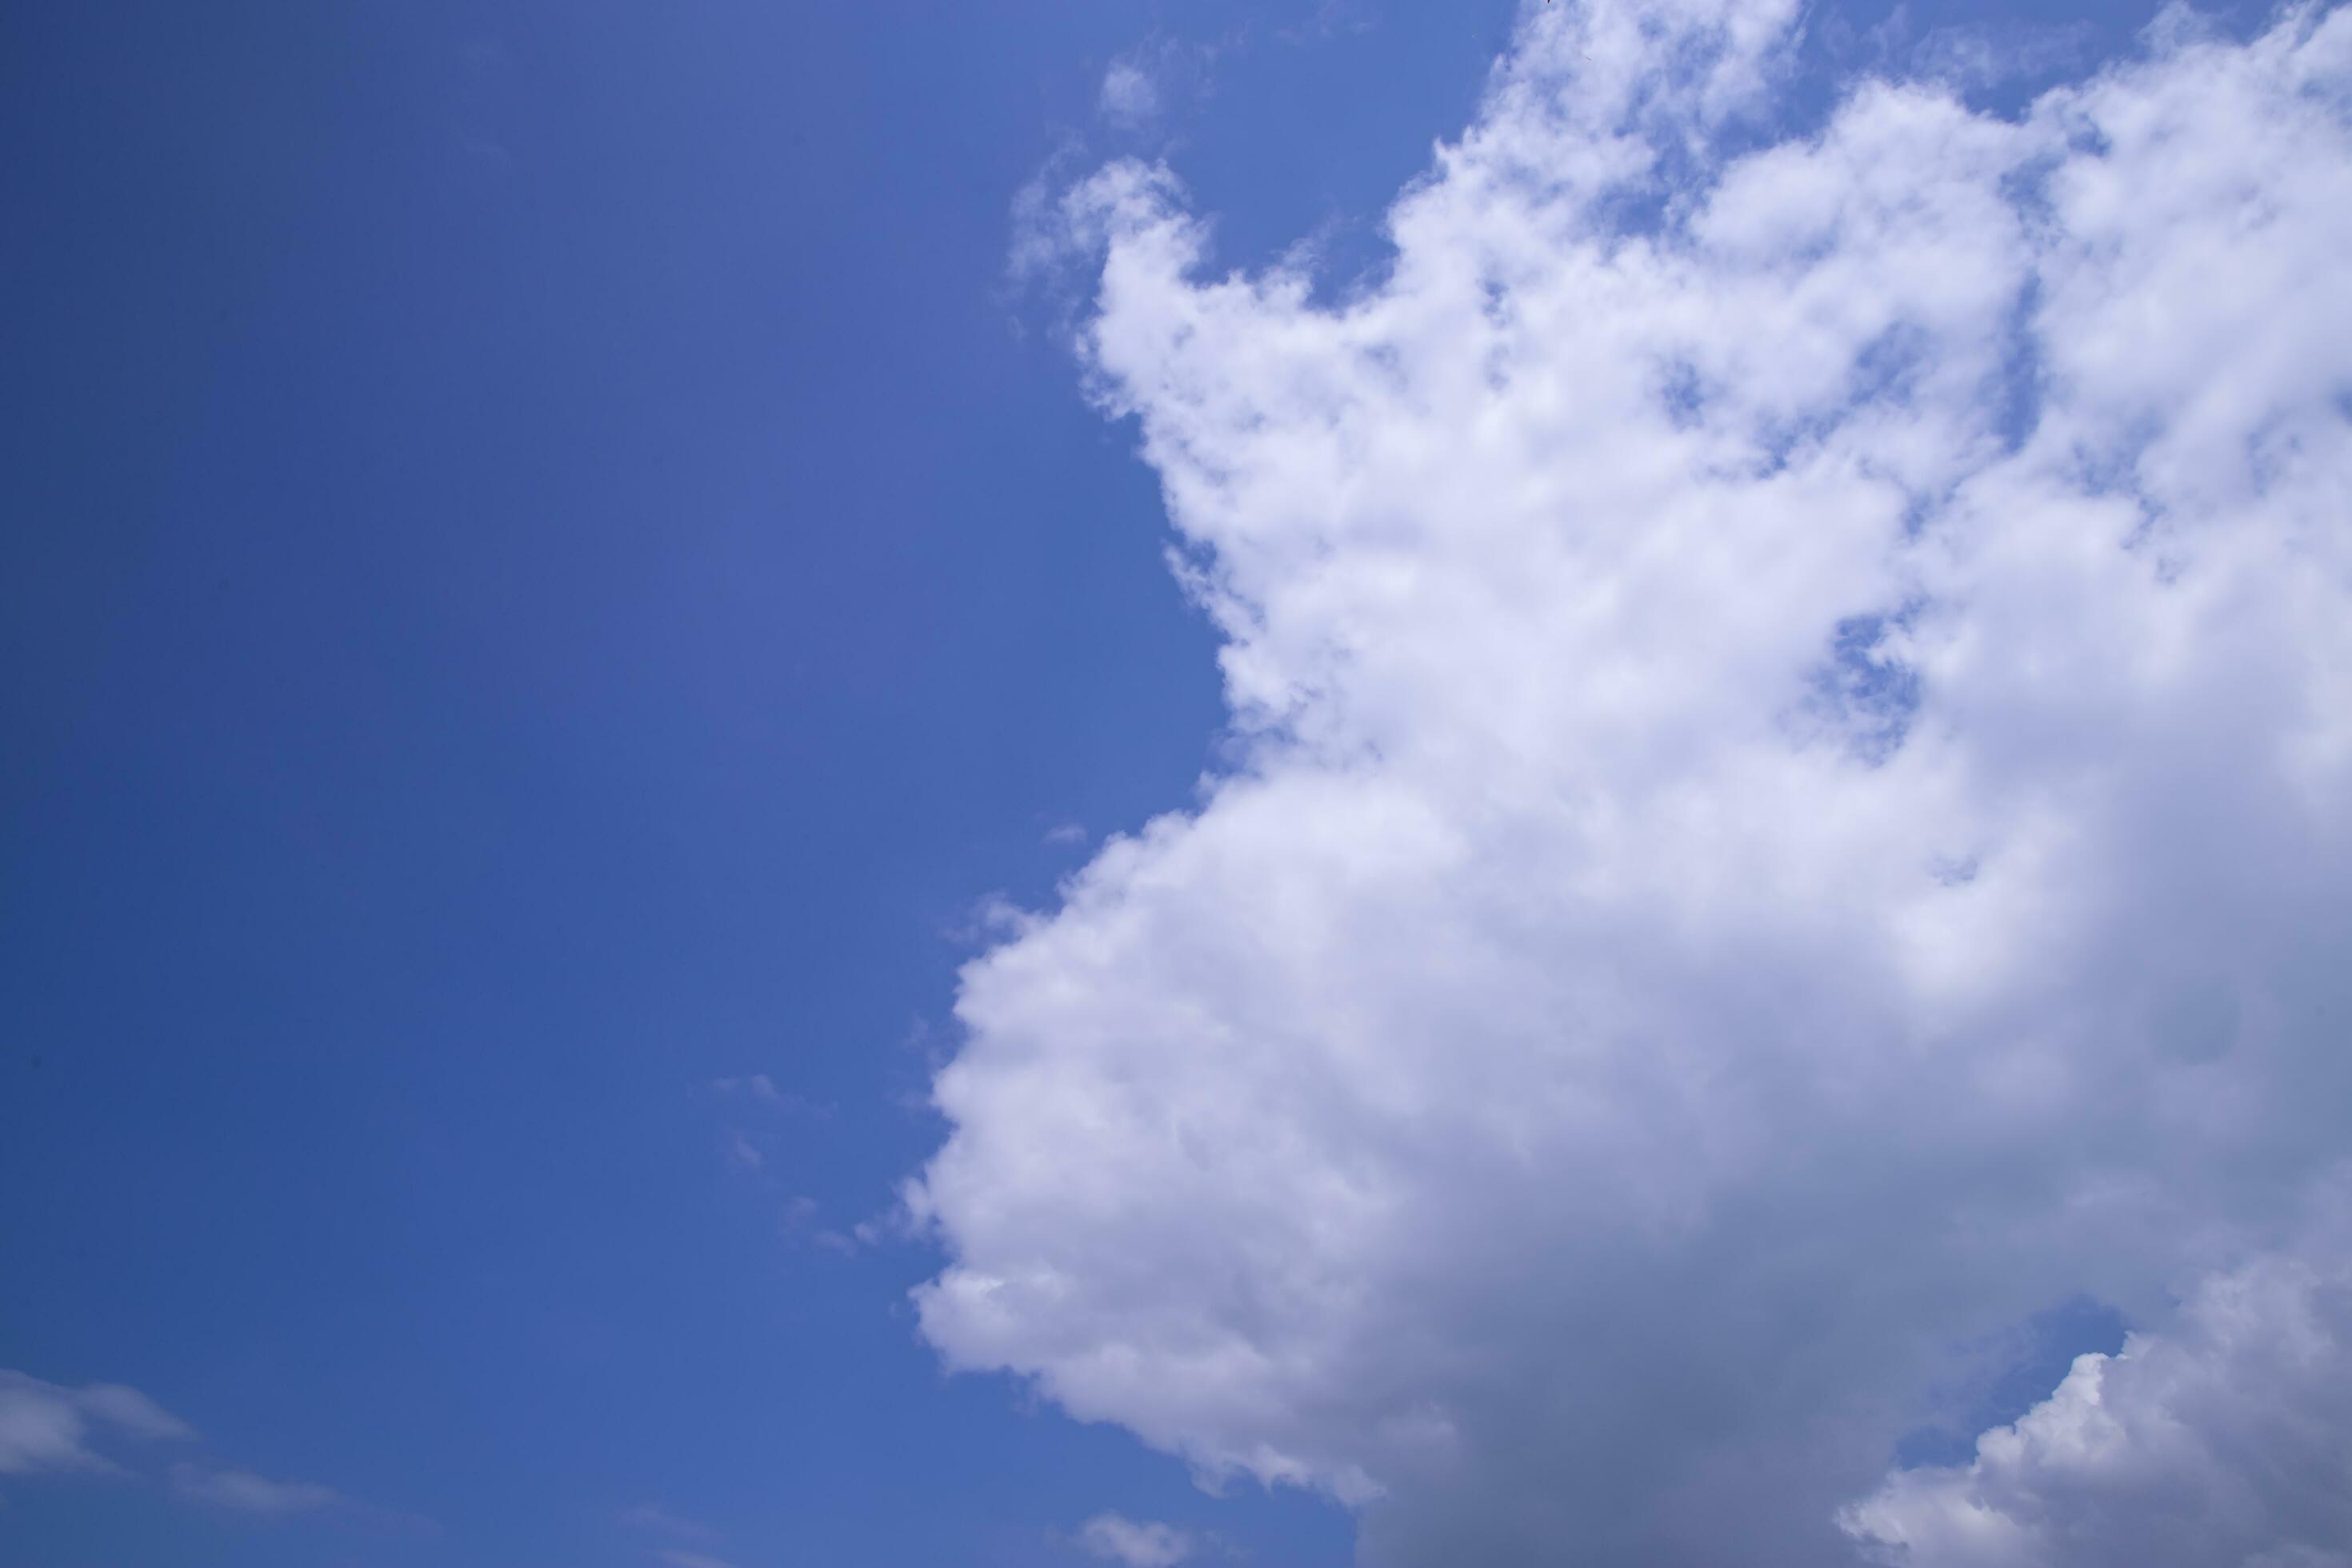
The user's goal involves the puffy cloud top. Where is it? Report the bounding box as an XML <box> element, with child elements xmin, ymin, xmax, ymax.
<box><xmin>916</xmin><ymin>2</ymin><xmax>2352</xmax><ymax>1562</ymax></box>
<box><xmin>1842</xmin><ymin>1238</ymin><xmax>2352</xmax><ymax>1566</ymax></box>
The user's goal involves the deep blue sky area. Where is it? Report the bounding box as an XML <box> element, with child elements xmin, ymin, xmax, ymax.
<box><xmin>2</xmin><ymin>2</ymin><xmax>2157</xmax><ymax>1565</ymax></box>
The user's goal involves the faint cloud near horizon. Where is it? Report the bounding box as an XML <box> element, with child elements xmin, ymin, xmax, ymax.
<box><xmin>625</xmin><ymin>1502</ymin><xmax>739</xmax><ymax>1568</ymax></box>
<box><xmin>170</xmin><ymin>1462</ymin><xmax>344</xmax><ymax>1515</ymax></box>
<box><xmin>655</xmin><ymin>1550</ymin><xmax>742</xmax><ymax>1568</ymax></box>
<box><xmin>1</xmin><ymin>1367</ymin><xmax>368</xmax><ymax>1525</ymax></box>
<box><xmin>0</xmin><ymin>1370</ymin><xmax>191</xmax><ymax>1476</ymax></box>
<box><xmin>621</xmin><ymin>1502</ymin><xmax>718</xmax><ymax>1538</ymax></box>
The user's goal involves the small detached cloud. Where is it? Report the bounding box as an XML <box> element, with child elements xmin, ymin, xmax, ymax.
<box><xmin>1094</xmin><ymin>34</ymin><xmax>1224</xmax><ymax>137</ymax></box>
<box><xmin>707</xmin><ymin>1074</ymin><xmax>838</xmax><ymax>1190</ymax></box>
<box><xmin>2</xmin><ymin>1368</ymin><xmax>363</xmax><ymax>1526</ymax></box>
<box><xmin>1099</xmin><ymin>59</ymin><xmax>1162</xmax><ymax>130</ymax></box>
<box><xmin>0</xmin><ymin>1370</ymin><xmax>191</xmax><ymax>1475</ymax></box>
<box><xmin>777</xmin><ymin>1194</ymin><xmax>871</xmax><ymax>1257</ymax></box>
<box><xmin>655</xmin><ymin>1552</ymin><xmax>742</xmax><ymax>1568</ymax></box>
<box><xmin>621</xmin><ymin>1502</ymin><xmax>718</xmax><ymax>1540</ymax></box>
<box><xmin>623</xmin><ymin>1501</ymin><xmax>738</xmax><ymax>1567</ymax></box>
<box><xmin>170</xmin><ymin>1462</ymin><xmax>343</xmax><ymax>1516</ymax></box>
<box><xmin>706</xmin><ymin>1075</ymin><xmax>832</xmax><ymax>1118</ymax></box>
<box><xmin>1076</xmin><ymin>1512</ymin><xmax>1196</xmax><ymax>1568</ymax></box>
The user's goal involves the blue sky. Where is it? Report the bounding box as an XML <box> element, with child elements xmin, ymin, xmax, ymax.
<box><xmin>1</xmin><ymin>5</ymin><xmax>1490</xmax><ymax>1563</ymax></box>
<box><xmin>8</xmin><ymin>2</ymin><xmax>2350</xmax><ymax>1566</ymax></box>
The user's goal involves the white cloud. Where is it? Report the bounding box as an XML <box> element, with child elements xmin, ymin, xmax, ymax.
<box><xmin>1</xmin><ymin>1369</ymin><xmax>359</xmax><ymax>1524</ymax></box>
<box><xmin>1078</xmin><ymin>1511</ymin><xmax>1197</xmax><ymax>1568</ymax></box>
<box><xmin>1094</xmin><ymin>34</ymin><xmax>1232</xmax><ymax>140</ymax></box>
<box><xmin>0</xmin><ymin>1370</ymin><xmax>191</xmax><ymax>1475</ymax></box>
<box><xmin>1101</xmin><ymin>59</ymin><xmax>1163</xmax><ymax>130</ymax></box>
<box><xmin>1842</xmin><ymin>1232</ymin><xmax>2352</xmax><ymax>1566</ymax></box>
<box><xmin>626</xmin><ymin>1505</ymin><xmax>736</xmax><ymax>1567</ymax></box>
<box><xmin>708</xmin><ymin>1074</ymin><xmax>830</xmax><ymax>1118</ymax></box>
<box><xmin>170</xmin><ymin>1462</ymin><xmax>343</xmax><ymax>1515</ymax></box>
<box><xmin>622</xmin><ymin>1502</ymin><xmax>718</xmax><ymax>1540</ymax></box>
<box><xmin>914</xmin><ymin>0</ymin><xmax>2352</xmax><ymax>1562</ymax></box>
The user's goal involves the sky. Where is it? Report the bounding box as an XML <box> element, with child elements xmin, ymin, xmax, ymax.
<box><xmin>3</xmin><ymin>2</ymin><xmax>2350</xmax><ymax>1567</ymax></box>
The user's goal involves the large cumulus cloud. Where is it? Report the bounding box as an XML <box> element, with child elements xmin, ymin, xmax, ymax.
<box><xmin>911</xmin><ymin>1</ymin><xmax>2352</xmax><ymax>1561</ymax></box>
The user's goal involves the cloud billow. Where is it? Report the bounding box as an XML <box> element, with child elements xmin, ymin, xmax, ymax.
<box><xmin>918</xmin><ymin>1</ymin><xmax>2352</xmax><ymax>1562</ymax></box>
<box><xmin>1842</xmin><ymin>1236</ymin><xmax>2352</xmax><ymax>1565</ymax></box>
